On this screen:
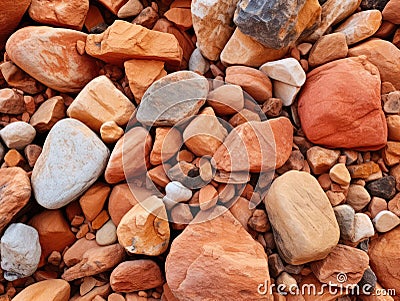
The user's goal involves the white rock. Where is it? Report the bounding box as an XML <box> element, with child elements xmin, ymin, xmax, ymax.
<box><xmin>117</xmin><ymin>0</ymin><xmax>143</xmax><ymax>18</ymax></box>
<box><xmin>31</xmin><ymin>118</ymin><xmax>109</xmax><ymax>209</ymax></box>
<box><xmin>373</xmin><ymin>210</ymin><xmax>400</xmax><ymax>233</ymax></box>
<box><xmin>260</xmin><ymin>58</ymin><xmax>306</xmax><ymax>87</ymax></box>
<box><xmin>352</xmin><ymin>213</ymin><xmax>375</xmax><ymax>242</ymax></box>
<box><xmin>273</xmin><ymin>80</ymin><xmax>300</xmax><ymax>106</ymax></box>
<box><xmin>96</xmin><ymin>219</ymin><xmax>117</xmax><ymax>246</ymax></box>
<box><xmin>189</xmin><ymin>48</ymin><xmax>210</xmax><ymax>75</ymax></box>
<box><xmin>0</xmin><ymin>121</ymin><xmax>36</xmax><ymax>150</ymax></box>
<box><xmin>1</xmin><ymin>223</ymin><xmax>41</xmax><ymax>281</ymax></box>
<box><xmin>164</xmin><ymin>181</ymin><xmax>192</xmax><ymax>207</ymax></box>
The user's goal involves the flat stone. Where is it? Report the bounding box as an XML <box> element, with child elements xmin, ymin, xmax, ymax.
<box><xmin>366</xmin><ymin>176</ymin><xmax>396</xmax><ymax>200</ymax></box>
<box><xmin>191</xmin><ymin>0</ymin><xmax>239</xmax><ymax>60</ymax></box>
<box><xmin>5</xmin><ymin>26</ymin><xmax>100</xmax><ymax>93</ymax></box>
<box><xmin>67</xmin><ymin>75</ymin><xmax>135</xmax><ymax>132</ymax></box>
<box><xmin>96</xmin><ymin>219</ymin><xmax>118</xmax><ymax>246</ymax></box>
<box><xmin>264</xmin><ymin>170</ymin><xmax>340</xmax><ymax>265</ymax></box>
<box><xmin>307</xmin><ymin>146</ymin><xmax>340</xmax><ymax>174</ymax></box>
<box><xmin>63</xmin><ymin>238</ymin><xmax>99</xmax><ymax>267</ymax></box>
<box><xmin>0</xmin><ymin>121</ymin><xmax>36</xmax><ymax>150</ymax></box>
<box><xmin>1</xmin><ymin>223</ymin><xmax>41</xmax><ymax>281</ymax></box>
<box><xmin>308</xmin><ymin>33</ymin><xmax>348</xmax><ymax>67</ymax></box>
<box><xmin>207</xmin><ymin>84</ymin><xmax>244</xmax><ymax>116</ymax></box>
<box><xmin>0</xmin><ymin>62</ymin><xmax>46</xmax><ymax>94</ymax></box>
<box><xmin>29</xmin><ymin>0</ymin><xmax>89</xmax><ymax>30</ymax></box>
<box><xmin>30</xmin><ymin>96</ymin><xmax>65</xmax><ymax>133</ymax></box>
<box><xmin>85</xmin><ymin>20</ymin><xmax>182</xmax><ymax>66</ymax></box>
<box><xmin>136</xmin><ymin>71</ymin><xmax>208</xmax><ymax>126</ymax></box>
<box><xmin>383</xmin><ymin>141</ymin><xmax>400</xmax><ymax>166</ymax></box>
<box><xmin>298</xmin><ymin>57</ymin><xmax>386</xmax><ymax>150</ymax></box>
<box><xmin>260</xmin><ymin>58</ymin><xmax>306</xmax><ymax>87</ymax></box>
<box><xmin>373</xmin><ymin>210</ymin><xmax>400</xmax><ymax>232</ymax></box>
<box><xmin>117</xmin><ymin>0</ymin><xmax>143</xmax><ymax>18</ymax></box>
<box><xmin>0</xmin><ymin>88</ymin><xmax>25</xmax><ymax>114</ymax></box>
<box><xmin>329</xmin><ymin>163</ymin><xmax>351</xmax><ymax>185</ymax></box>
<box><xmin>334</xmin><ymin>204</ymin><xmax>356</xmax><ymax>241</ymax></box>
<box><xmin>165</xmin><ymin>7</ymin><xmax>192</xmax><ymax>30</ymax></box>
<box><xmin>347</xmin><ymin>184</ymin><xmax>371</xmax><ymax>211</ymax></box>
<box><xmin>12</xmin><ymin>279</ymin><xmax>70</xmax><ymax>301</ymax></box>
<box><xmin>32</xmin><ymin>118</ymin><xmax>109</xmax><ymax>209</ymax></box>
<box><xmin>382</xmin><ymin>0</ymin><xmax>400</xmax><ymax>24</ymax></box>
<box><xmin>353</xmin><ymin>212</ymin><xmax>375</xmax><ymax>242</ymax></box>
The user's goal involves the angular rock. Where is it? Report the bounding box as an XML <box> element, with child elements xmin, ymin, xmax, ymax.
<box><xmin>67</xmin><ymin>75</ymin><xmax>135</xmax><ymax>132</ymax></box>
<box><xmin>271</xmin><ymin>81</ymin><xmax>300</xmax><ymax>106</ymax></box>
<box><xmin>165</xmin><ymin>8</ymin><xmax>192</xmax><ymax>31</ymax></box>
<box><xmin>207</xmin><ymin>84</ymin><xmax>244</xmax><ymax>115</ymax></box>
<box><xmin>97</xmin><ymin>0</ymin><xmax>127</xmax><ymax>15</ymax></box>
<box><xmin>12</xmin><ymin>279</ymin><xmax>70</xmax><ymax>301</ymax></box>
<box><xmin>260</xmin><ymin>58</ymin><xmax>306</xmax><ymax>87</ymax></box>
<box><xmin>79</xmin><ymin>182</ymin><xmax>110</xmax><ymax>221</ymax></box>
<box><xmin>348</xmin><ymin>161</ymin><xmax>381</xmax><ymax>179</ymax></box>
<box><xmin>308</xmin><ymin>33</ymin><xmax>348</xmax><ymax>67</ymax></box>
<box><xmin>0</xmin><ymin>62</ymin><xmax>46</xmax><ymax>94</ymax></box>
<box><xmin>366</xmin><ymin>176</ymin><xmax>396</xmax><ymax>200</ymax></box>
<box><xmin>137</xmin><ymin>71</ymin><xmax>208</xmax><ymax>126</ymax></box>
<box><xmin>85</xmin><ymin>20</ymin><xmax>183</xmax><ymax>66</ymax></box>
<box><xmin>150</xmin><ymin>127</ymin><xmax>182</xmax><ymax>165</ymax></box>
<box><xmin>373</xmin><ymin>210</ymin><xmax>400</xmax><ymax>232</ymax></box>
<box><xmin>28</xmin><ymin>0</ymin><xmax>89</xmax><ymax>30</ymax></box>
<box><xmin>191</xmin><ymin>0</ymin><xmax>239</xmax><ymax>60</ymax></box>
<box><xmin>0</xmin><ymin>167</ymin><xmax>31</xmax><ymax>234</ymax></box>
<box><xmin>387</xmin><ymin>115</ymin><xmax>400</xmax><ymax>141</ymax></box>
<box><xmin>347</xmin><ymin>184</ymin><xmax>371</xmax><ymax>211</ymax></box>
<box><xmin>30</xmin><ymin>96</ymin><xmax>65</xmax><ymax>132</ymax></box>
<box><xmin>100</xmin><ymin>121</ymin><xmax>124</xmax><ymax>144</ymax></box>
<box><xmin>353</xmin><ymin>212</ymin><xmax>375</xmax><ymax>242</ymax></box>
<box><xmin>0</xmin><ymin>88</ymin><xmax>25</xmax><ymax>114</ymax></box>
<box><xmin>234</xmin><ymin>0</ymin><xmax>322</xmax><ymax>49</ymax></box>
<box><xmin>383</xmin><ymin>141</ymin><xmax>400</xmax><ymax>166</ymax></box>
<box><xmin>166</xmin><ymin>206</ymin><xmax>272</xmax><ymax>301</ymax></box>
<box><xmin>369</xmin><ymin>197</ymin><xmax>388</xmax><ymax>218</ymax></box>
<box><xmin>6</xmin><ymin>26</ymin><xmax>100</xmax><ymax>93</ymax></box>
<box><xmin>298</xmin><ymin>57</ymin><xmax>386</xmax><ymax>150</ymax></box>
<box><xmin>389</xmin><ymin>193</ymin><xmax>400</xmax><ymax>216</ymax></box>
<box><xmin>108</xmin><ymin>184</ymin><xmax>139</xmax><ymax>226</ymax></box>
<box><xmin>110</xmin><ymin>260</ymin><xmax>164</xmax><ymax>292</ymax></box>
<box><xmin>1</xmin><ymin>223</ymin><xmax>41</xmax><ymax>281</ymax></box>
<box><xmin>63</xmin><ymin>238</ymin><xmax>99</xmax><ymax>267</ymax></box>
<box><xmin>334</xmin><ymin>204</ymin><xmax>356</xmax><ymax>241</ymax></box>
<box><xmin>188</xmin><ymin>48</ymin><xmax>210</xmax><ymax>75</ymax></box>
<box><xmin>329</xmin><ymin>163</ymin><xmax>351</xmax><ymax>185</ymax></box>
<box><xmin>307</xmin><ymin>146</ymin><xmax>340</xmax><ymax>174</ymax></box>
<box><xmin>32</xmin><ymin>119</ymin><xmax>109</xmax><ymax>209</ymax></box>
<box><xmin>0</xmin><ymin>121</ymin><xmax>36</xmax><ymax>150</ymax></box>
<box><xmin>382</xmin><ymin>0</ymin><xmax>400</xmax><ymax>24</ymax></box>
<box><xmin>265</xmin><ymin>171</ymin><xmax>340</xmax><ymax>264</ymax></box>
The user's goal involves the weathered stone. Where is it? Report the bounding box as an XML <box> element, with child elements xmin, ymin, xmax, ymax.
<box><xmin>358</xmin><ymin>268</ymin><xmax>377</xmax><ymax>295</ymax></box>
<box><xmin>373</xmin><ymin>210</ymin><xmax>400</xmax><ymax>232</ymax></box>
<box><xmin>0</xmin><ymin>121</ymin><xmax>36</xmax><ymax>150</ymax></box>
<box><xmin>307</xmin><ymin>146</ymin><xmax>340</xmax><ymax>174</ymax></box>
<box><xmin>298</xmin><ymin>57</ymin><xmax>386</xmax><ymax>150</ymax></box>
<box><xmin>85</xmin><ymin>20</ymin><xmax>183</xmax><ymax>66</ymax></box>
<box><xmin>188</xmin><ymin>48</ymin><xmax>210</xmax><ymax>75</ymax></box>
<box><xmin>207</xmin><ymin>84</ymin><xmax>244</xmax><ymax>116</ymax></box>
<box><xmin>348</xmin><ymin>162</ymin><xmax>381</xmax><ymax>179</ymax></box>
<box><xmin>366</xmin><ymin>176</ymin><xmax>396</xmax><ymax>200</ymax></box>
<box><xmin>137</xmin><ymin>71</ymin><xmax>208</xmax><ymax>126</ymax></box>
<box><xmin>0</xmin><ymin>62</ymin><xmax>46</xmax><ymax>94</ymax></box>
<box><xmin>164</xmin><ymin>7</ymin><xmax>192</xmax><ymax>31</ymax></box>
<box><xmin>79</xmin><ymin>182</ymin><xmax>110</xmax><ymax>221</ymax></box>
<box><xmin>384</xmin><ymin>91</ymin><xmax>400</xmax><ymax>114</ymax></box>
<box><xmin>387</xmin><ymin>115</ymin><xmax>400</xmax><ymax>141</ymax></box>
<box><xmin>63</xmin><ymin>238</ymin><xmax>99</xmax><ymax>267</ymax></box>
<box><xmin>234</xmin><ymin>0</ymin><xmax>322</xmax><ymax>49</ymax></box>
<box><xmin>382</xmin><ymin>0</ymin><xmax>400</xmax><ymax>24</ymax></box>
<box><xmin>191</xmin><ymin>0</ymin><xmax>239</xmax><ymax>61</ymax></box>
<box><xmin>32</xmin><ymin>119</ymin><xmax>109</xmax><ymax>209</ymax></box>
<box><xmin>117</xmin><ymin>0</ymin><xmax>143</xmax><ymax>18</ymax></box>
<box><xmin>96</xmin><ymin>220</ymin><xmax>118</xmax><ymax>246</ymax></box>
<box><xmin>265</xmin><ymin>171</ymin><xmax>340</xmax><ymax>265</ymax></box>
<box><xmin>389</xmin><ymin>193</ymin><xmax>400</xmax><ymax>216</ymax></box>
<box><xmin>30</xmin><ymin>96</ymin><xmax>65</xmax><ymax>132</ymax></box>
<box><xmin>308</xmin><ymin>33</ymin><xmax>348</xmax><ymax>67</ymax></box>
<box><xmin>133</xmin><ymin>6</ymin><xmax>159</xmax><ymax>29</ymax></box>
<box><xmin>353</xmin><ymin>213</ymin><xmax>375</xmax><ymax>242</ymax></box>
<box><xmin>0</xmin><ymin>88</ymin><xmax>25</xmax><ymax>114</ymax></box>
<box><xmin>100</xmin><ymin>121</ymin><xmax>124</xmax><ymax>144</ymax></box>
<box><xmin>369</xmin><ymin>197</ymin><xmax>388</xmax><ymax>218</ymax></box>
<box><xmin>166</xmin><ymin>206</ymin><xmax>272</xmax><ymax>301</ymax></box>
<box><xmin>260</xmin><ymin>58</ymin><xmax>306</xmax><ymax>87</ymax></box>
<box><xmin>361</xmin><ymin>0</ymin><xmax>390</xmax><ymax>10</ymax></box>
<box><xmin>12</xmin><ymin>279</ymin><xmax>70</xmax><ymax>301</ymax></box>
<box><xmin>272</xmin><ymin>81</ymin><xmax>300</xmax><ymax>107</ymax></box>
<box><xmin>6</xmin><ymin>26</ymin><xmax>100</xmax><ymax>93</ymax></box>
<box><xmin>347</xmin><ymin>184</ymin><xmax>371</xmax><ymax>211</ymax></box>
<box><xmin>383</xmin><ymin>141</ymin><xmax>400</xmax><ymax>166</ymax></box>
<box><xmin>334</xmin><ymin>204</ymin><xmax>356</xmax><ymax>241</ymax></box>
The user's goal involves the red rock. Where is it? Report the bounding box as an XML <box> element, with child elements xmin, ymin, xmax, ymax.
<box><xmin>382</xmin><ymin>0</ymin><xmax>400</xmax><ymax>24</ymax></box>
<box><xmin>108</xmin><ymin>184</ymin><xmax>138</xmax><ymax>226</ymax></box>
<box><xmin>298</xmin><ymin>56</ymin><xmax>386</xmax><ymax>151</ymax></box>
<box><xmin>164</xmin><ymin>8</ymin><xmax>192</xmax><ymax>30</ymax></box>
<box><xmin>63</xmin><ymin>238</ymin><xmax>99</xmax><ymax>267</ymax></box>
<box><xmin>79</xmin><ymin>182</ymin><xmax>111</xmax><ymax>221</ymax></box>
<box><xmin>97</xmin><ymin>0</ymin><xmax>128</xmax><ymax>14</ymax></box>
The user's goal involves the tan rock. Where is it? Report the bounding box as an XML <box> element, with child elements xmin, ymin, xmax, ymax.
<box><xmin>70</xmin><ymin>284</ymin><xmax>111</xmax><ymax>301</ymax></box>
<box><xmin>306</xmin><ymin>146</ymin><xmax>340</xmax><ymax>174</ymax></box>
<box><xmin>389</xmin><ymin>193</ymin><xmax>400</xmax><ymax>216</ymax></box>
<box><xmin>221</xmin><ymin>28</ymin><xmax>288</xmax><ymax>67</ymax></box>
<box><xmin>308</xmin><ymin>33</ymin><xmax>348</xmax><ymax>67</ymax></box>
<box><xmin>29</xmin><ymin>96</ymin><xmax>65</xmax><ymax>132</ymax></box>
<box><xmin>29</xmin><ymin>0</ymin><xmax>89</xmax><ymax>30</ymax></box>
<box><xmin>382</xmin><ymin>0</ymin><xmax>400</xmax><ymax>24</ymax></box>
<box><xmin>348</xmin><ymin>161</ymin><xmax>381</xmax><ymax>179</ymax></box>
<box><xmin>104</xmin><ymin>127</ymin><xmax>152</xmax><ymax>184</ymax></box>
<box><xmin>387</xmin><ymin>115</ymin><xmax>400</xmax><ymax>141</ymax></box>
<box><xmin>124</xmin><ymin>59</ymin><xmax>167</xmax><ymax>103</ymax></box>
<box><xmin>383</xmin><ymin>141</ymin><xmax>400</xmax><ymax>166</ymax></box>
<box><xmin>117</xmin><ymin>196</ymin><xmax>170</xmax><ymax>256</ymax></box>
<box><xmin>373</xmin><ymin>210</ymin><xmax>400</xmax><ymax>232</ymax></box>
<box><xmin>62</xmin><ymin>244</ymin><xmax>125</xmax><ymax>281</ymax></box>
<box><xmin>79</xmin><ymin>182</ymin><xmax>111</xmax><ymax>222</ymax></box>
<box><xmin>329</xmin><ymin>163</ymin><xmax>351</xmax><ymax>185</ymax></box>
<box><xmin>260</xmin><ymin>58</ymin><xmax>306</xmax><ymax>87</ymax></box>
<box><xmin>6</xmin><ymin>26</ymin><xmax>100</xmax><ymax>93</ymax></box>
<box><xmin>100</xmin><ymin>121</ymin><xmax>124</xmax><ymax>144</ymax></box>
<box><xmin>150</xmin><ymin>127</ymin><xmax>182</xmax><ymax>165</ymax></box>
<box><xmin>13</xmin><ymin>279</ymin><xmax>70</xmax><ymax>301</ymax></box>
<box><xmin>117</xmin><ymin>0</ymin><xmax>143</xmax><ymax>18</ymax></box>
<box><xmin>85</xmin><ymin>20</ymin><xmax>183</xmax><ymax>66</ymax></box>
<box><xmin>229</xmin><ymin>197</ymin><xmax>255</xmax><ymax>232</ymax></box>
<box><xmin>63</xmin><ymin>238</ymin><xmax>99</xmax><ymax>267</ymax></box>
<box><xmin>335</xmin><ymin>10</ymin><xmax>382</xmax><ymax>45</ymax></box>
<box><xmin>198</xmin><ymin>184</ymin><xmax>219</xmax><ymax>211</ymax></box>
<box><xmin>369</xmin><ymin>197</ymin><xmax>388</xmax><ymax>218</ymax></box>
<box><xmin>207</xmin><ymin>84</ymin><xmax>244</xmax><ymax>116</ymax></box>
<box><xmin>4</xmin><ymin>149</ymin><xmax>25</xmax><ymax>168</ymax></box>
<box><xmin>265</xmin><ymin>171</ymin><xmax>340</xmax><ymax>265</ymax></box>
<box><xmin>347</xmin><ymin>184</ymin><xmax>371</xmax><ymax>211</ymax></box>
<box><xmin>166</xmin><ymin>206</ymin><xmax>272</xmax><ymax>301</ymax></box>
<box><xmin>110</xmin><ymin>260</ymin><xmax>164</xmax><ymax>292</ymax></box>
<box><xmin>67</xmin><ymin>75</ymin><xmax>135</xmax><ymax>132</ymax></box>
<box><xmin>97</xmin><ymin>0</ymin><xmax>128</xmax><ymax>14</ymax></box>
<box><xmin>165</xmin><ymin>8</ymin><xmax>192</xmax><ymax>31</ymax></box>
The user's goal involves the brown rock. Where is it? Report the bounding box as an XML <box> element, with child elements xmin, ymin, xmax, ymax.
<box><xmin>6</xmin><ymin>26</ymin><xmax>100</xmax><ymax>93</ymax></box>
<box><xmin>29</xmin><ymin>0</ymin><xmax>89</xmax><ymax>30</ymax></box>
<box><xmin>198</xmin><ymin>184</ymin><xmax>219</xmax><ymax>211</ymax></box>
<box><xmin>165</xmin><ymin>8</ymin><xmax>192</xmax><ymax>30</ymax></box>
<box><xmin>100</xmin><ymin>121</ymin><xmax>124</xmax><ymax>144</ymax></box>
<box><xmin>166</xmin><ymin>206</ymin><xmax>272</xmax><ymax>301</ymax></box>
<box><xmin>308</xmin><ymin>33</ymin><xmax>348</xmax><ymax>67</ymax></box>
<box><xmin>96</xmin><ymin>0</ymin><xmax>128</xmax><ymax>14</ymax></box>
<box><xmin>369</xmin><ymin>197</ymin><xmax>388</xmax><ymax>218</ymax></box>
<box><xmin>63</xmin><ymin>238</ymin><xmax>99</xmax><ymax>267</ymax></box>
<box><xmin>85</xmin><ymin>20</ymin><xmax>183</xmax><ymax>66</ymax></box>
<box><xmin>0</xmin><ymin>88</ymin><xmax>25</xmax><ymax>115</ymax></box>
<box><xmin>348</xmin><ymin>39</ymin><xmax>400</xmax><ymax>89</ymax></box>
<box><xmin>306</xmin><ymin>146</ymin><xmax>340</xmax><ymax>174</ymax></box>
<box><xmin>387</xmin><ymin>115</ymin><xmax>400</xmax><ymax>141</ymax></box>
<box><xmin>298</xmin><ymin>57</ymin><xmax>386</xmax><ymax>150</ymax></box>
<box><xmin>79</xmin><ymin>182</ymin><xmax>111</xmax><ymax>221</ymax></box>
<box><xmin>24</xmin><ymin>144</ymin><xmax>42</xmax><ymax>167</ymax></box>
<box><xmin>91</xmin><ymin>210</ymin><xmax>110</xmax><ymax>230</ymax></box>
<box><xmin>389</xmin><ymin>193</ymin><xmax>400</xmax><ymax>216</ymax></box>
<box><xmin>383</xmin><ymin>141</ymin><xmax>400</xmax><ymax>166</ymax></box>
<box><xmin>150</xmin><ymin>127</ymin><xmax>182</xmax><ymax>166</ymax></box>
<box><xmin>348</xmin><ymin>161</ymin><xmax>381</xmax><ymax>179</ymax></box>
<box><xmin>104</xmin><ymin>127</ymin><xmax>152</xmax><ymax>184</ymax></box>
<box><xmin>110</xmin><ymin>260</ymin><xmax>164</xmax><ymax>292</ymax></box>
<box><xmin>124</xmin><ymin>59</ymin><xmax>167</xmax><ymax>103</ymax></box>
<box><xmin>0</xmin><ymin>167</ymin><xmax>31</xmax><ymax>233</ymax></box>
<box><xmin>84</xmin><ymin>4</ymin><xmax>105</xmax><ymax>32</ymax></box>
<box><xmin>382</xmin><ymin>0</ymin><xmax>400</xmax><ymax>24</ymax></box>
<box><xmin>12</xmin><ymin>279</ymin><xmax>70</xmax><ymax>301</ymax></box>
<box><xmin>29</xmin><ymin>96</ymin><xmax>65</xmax><ymax>132</ymax></box>
<box><xmin>133</xmin><ymin>6</ymin><xmax>159</xmax><ymax>29</ymax></box>
<box><xmin>229</xmin><ymin>197</ymin><xmax>255</xmax><ymax>232</ymax></box>
<box><xmin>30</xmin><ymin>210</ymin><xmax>76</xmax><ymax>266</ymax></box>
<box><xmin>207</xmin><ymin>84</ymin><xmax>244</xmax><ymax>116</ymax></box>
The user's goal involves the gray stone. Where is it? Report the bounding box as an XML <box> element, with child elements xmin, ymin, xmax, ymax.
<box><xmin>188</xmin><ymin>48</ymin><xmax>210</xmax><ymax>75</ymax></box>
<box><xmin>334</xmin><ymin>204</ymin><xmax>355</xmax><ymax>241</ymax></box>
<box><xmin>137</xmin><ymin>71</ymin><xmax>209</xmax><ymax>126</ymax></box>
<box><xmin>1</xmin><ymin>223</ymin><xmax>41</xmax><ymax>281</ymax></box>
<box><xmin>0</xmin><ymin>121</ymin><xmax>36</xmax><ymax>150</ymax></box>
<box><xmin>32</xmin><ymin>118</ymin><xmax>109</xmax><ymax>209</ymax></box>
<box><xmin>357</xmin><ymin>267</ymin><xmax>377</xmax><ymax>293</ymax></box>
<box><xmin>96</xmin><ymin>220</ymin><xmax>117</xmax><ymax>246</ymax></box>
<box><xmin>361</xmin><ymin>0</ymin><xmax>390</xmax><ymax>10</ymax></box>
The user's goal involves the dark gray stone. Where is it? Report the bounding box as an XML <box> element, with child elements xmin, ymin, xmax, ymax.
<box><xmin>361</xmin><ymin>0</ymin><xmax>390</xmax><ymax>11</ymax></box>
<box><xmin>357</xmin><ymin>268</ymin><xmax>377</xmax><ymax>294</ymax></box>
<box><xmin>366</xmin><ymin>176</ymin><xmax>396</xmax><ymax>200</ymax></box>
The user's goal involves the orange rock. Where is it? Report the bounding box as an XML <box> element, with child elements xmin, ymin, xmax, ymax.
<box><xmin>63</xmin><ymin>238</ymin><xmax>99</xmax><ymax>267</ymax></box>
<box><xmin>79</xmin><ymin>182</ymin><xmax>111</xmax><ymax>221</ymax></box>
<box><xmin>91</xmin><ymin>210</ymin><xmax>110</xmax><ymax>230</ymax></box>
<box><xmin>148</xmin><ymin>165</ymin><xmax>170</xmax><ymax>188</ymax></box>
<box><xmin>164</xmin><ymin>8</ymin><xmax>192</xmax><ymax>30</ymax></box>
<box><xmin>383</xmin><ymin>0</ymin><xmax>400</xmax><ymax>24</ymax></box>
<box><xmin>108</xmin><ymin>184</ymin><xmax>138</xmax><ymax>226</ymax></box>
<box><xmin>70</xmin><ymin>284</ymin><xmax>111</xmax><ymax>301</ymax></box>
<box><xmin>97</xmin><ymin>0</ymin><xmax>128</xmax><ymax>14</ymax></box>
<box><xmin>84</xmin><ymin>4</ymin><xmax>105</xmax><ymax>32</ymax></box>
<box><xmin>199</xmin><ymin>184</ymin><xmax>219</xmax><ymax>211</ymax></box>
<box><xmin>100</xmin><ymin>121</ymin><xmax>124</xmax><ymax>144</ymax></box>
<box><xmin>85</xmin><ymin>20</ymin><xmax>183</xmax><ymax>66</ymax></box>
<box><xmin>229</xmin><ymin>197</ymin><xmax>255</xmax><ymax>232</ymax></box>
<box><xmin>12</xmin><ymin>279</ymin><xmax>70</xmax><ymax>301</ymax></box>
<box><xmin>4</xmin><ymin>149</ymin><xmax>25</xmax><ymax>167</ymax></box>
<box><xmin>29</xmin><ymin>96</ymin><xmax>65</xmax><ymax>132</ymax></box>
<box><xmin>150</xmin><ymin>127</ymin><xmax>182</xmax><ymax>165</ymax></box>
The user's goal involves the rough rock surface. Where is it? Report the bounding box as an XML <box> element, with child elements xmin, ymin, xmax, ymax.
<box><xmin>0</xmin><ymin>121</ymin><xmax>36</xmax><ymax>150</ymax></box>
<box><xmin>12</xmin><ymin>279</ymin><xmax>70</xmax><ymax>301</ymax></box>
<box><xmin>29</xmin><ymin>96</ymin><xmax>66</xmax><ymax>132</ymax></box>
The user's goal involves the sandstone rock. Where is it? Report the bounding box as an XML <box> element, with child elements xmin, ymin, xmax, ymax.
<box><xmin>234</xmin><ymin>0</ymin><xmax>322</xmax><ymax>49</ymax></box>
<box><xmin>188</xmin><ymin>48</ymin><xmax>210</xmax><ymax>75</ymax></box>
<box><xmin>389</xmin><ymin>193</ymin><xmax>400</xmax><ymax>216</ymax></box>
<box><xmin>382</xmin><ymin>0</ymin><xmax>400</xmax><ymax>23</ymax></box>
<box><xmin>164</xmin><ymin>7</ymin><xmax>192</xmax><ymax>30</ymax></box>
<box><xmin>63</xmin><ymin>238</ymin><xmax>99</xmax><ymax>267</ymax></box>
<box><xmin>117</xmin><ymin>0</ymin><xmax>143</xmax><ymax>18</ymax></box>
<box><xmin>383</xmin><ymin>141</ymin><xmax>400</xmax><ymax>166</ymax></box>
<box><xmin>166</xmin><ymin>206</ymin><xmax>272</xmax><ymax>301</ymax></box>
<box><xmin>0</xmin><ymin>167</ymin><xmax>31</xmax><ymax>233</ymax></box>
<box><xmin>229</xmin><ymin>108</ymin><xmax>261</xmax><ymax>127</ymax></box>
<box><xmin>308</xmin><ymin>33</ymin><xmax>348</xmax><ymax>67</ymax></box>
<box><xmin>85</xmin><ymin>20</ymin><xmax>183</xmax><ymax>66</ymax></box>
<box><xmin>150</xmin><ymin>127</ymin><xmax>182</xmax><ymax>165</ymax></box>
<box><xmin>67</xmin><ymin>75</ymin><xmax>135</xmax><ymax>132</ymax></box>
<box><xmin>0</xmin><ymin>88</ymin><xmax>25</xmax><ymax>114</ymax></box>
<box><xmin>260</xmin><ymin>58</ymin><xmax>306</xmax><ymax>87</ymax></box>
<box><xmin>62</xmin><ymin>244</ymin><xmax>125</xmax><ymax>281</ymax></box>
<box><xmin>353</xmin><ymin>212</ymin><xmax>375</xmax><ymax>242</ymax></box>
<box><xmin>0</xmin><ymin>62</ymin><xmax>46</xmax><ymax>94</ymax></box>
<box><xmin>191</xmin><ymin>0</ymin><xmax>239</xmax><ymax>60</ymax></box>
<box><xmin>79</xmin><ymin>182</ymin><xmax>110</xmax><ymax>221</ymax></box>
<box><xmin>1</xmin><ymin>223</ymin><xmax>41</xmax><ymax>281</ymax></box>
<box><xmin>334</xmin><ymin>204</ymin><xmax>355</xmax><ymax>241</ymax></box>
<box><xmin>71</xmin><ymin>284</ymin><xmax>111</xmax><ymax>301</ymax></box>
<box><xmin>220</xmin><ymin>28</ymin><xmax>288</xmax><ymax>67</ymax></box>
<box><xmin>110</xmin><ymin>260</ymin><xmax>164</xmax><ymax>292</ymax></box>
<box><xmin>96</xmin><ymin>220</ymin><xmax>118</xmax><ymax>246</ymax></box>
<box><xmin>29</xmin><ymin>0</ymin><xmax>89</xmax><ymax>30</ymax></box>
<box><xmin>124</xmin><ymin>59</ymin><xmax>166</xmax><ymax>103</ymax></box>
<box><xmin>133</xmin><ymin>6</ymin><xmax>159</xmax><ymax>29</ymax></box>
<box><xmin>367</xmin><ymin>176</ymin><xmax>397</xmax><ymax>200</ymax></box>
<box><xmin>0</xmin><ymin>121</ymin><xmax>36</xmax><ymax>150</ymax></box>
<box><xmin>347</xmin><ymin>184</ymin><xmax>371</xmax><ymax>211</ymax></box>
<box><xmin>387</xmin><ymin>115</ymin><xmax>400</xmax><ymax>141</ymax></box>
<box><xmin>97</xmin><ymin>0</ymin><xmax>127</xmax><ymax>14</ymax></box>
<box><xmin>265</xmin><ymin>171</ymin><xmax>340</xmax><ymax>265</ymax></box>
<box><xmin>348</xmin><ymin>39</ymin><xmax>400</xmax><ymax>89</ymax></box>
<box><xmin>329</xmin><ymin>163</ymin><xmax>351</xmax><ymax>185</ymax></box>
<box><xmin>137</xmin><ymin>71</ymin><xmax>208</xmax><ymax>126</ymax></box>
<box><xmin>13</xmin><ymin>279</ymin><xmax>70</xmax><ymax>301</ymax></box>
<box><xmin>214</xmin><ymin>118</ymin><xmax>293</xmax><ymax>172</ymax></box>
<box><xmin>104</xmin><ymin>127</ymin><xmax>152</xmax><ymax>184</ymax></box>
<box><xmin>369</xmin><ymin>197</ymin><xmax>388</xmax><ymax>218</ymax></box>
<box><xmin>117</xmin><ymin>196</ymin><xmax>170</xmax><ymax>256</ymax></box>
<box><xmin>32</xmin><ymin>119</ymin><xmax>109</xmax><ymax>209</ymax></box>
<box><xmin>335</xmin><ymin>10</ymin><xmax>382</xmax><ymax>45</ymax></box>
<box><xmin>311</xmin><ymin>244</ymin><xmax>369</xmax><ymax>285</ymax></box>
<box><xmin>373</xmin><ymin>210</ymin><xmax>400</xmax><ymax>232</ymax></box>
<box><xmin>207</xmin><ymin>84</ymin><xmax>244</xmax><ymax>115</ymax></box>
<box><xmin>361</xmin><ymin>0</ymin><xmax>390</xmax><ymax>10</ymax></box>
<box><xmin>271</xmin><ymin>81</ymin><xmax>301</xmax><ymax>106</ymax></box>
<box><xmin>30</xmin><ymin>96</ymin><xmax>65</xmax><ymax>132</ymax></box>
<box><xmin>348</xmin><ymin>161</ymin><xmax>381</xmax><ymax>179</ymax></box>
<box><xmin>298</xmin><ymin>57</ymin><xmax>386</xmax><ymax>150</ymax></box>
<box><xmin>6</xmin><ymin>26</ymin><xmax>100</xmax><ymax>93</ymax></box>
<box><xmin>100</xmin><ymin>121</ymin><xmax>124</xmax><ymax>144</ymax></box>
<box><xmin>307</xmin><ymin>146</ymin><xmax>340</xmax><ymax>174</ymax></box>
<box><xmin>108</xmin><ymin>184</ymin><xmax>139</xmax><ymax>226</ymax></box>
